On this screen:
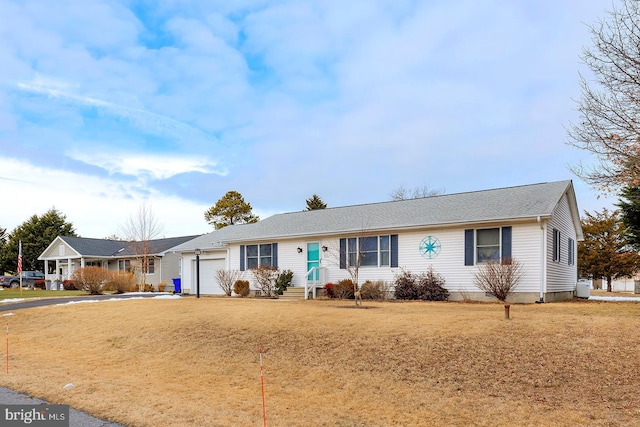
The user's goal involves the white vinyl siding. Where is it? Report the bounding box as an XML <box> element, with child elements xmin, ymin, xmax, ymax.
<box><xmin>546</xmin><ymin>193</ymin><xmax>579</xmax><ymax>292</ymax></box>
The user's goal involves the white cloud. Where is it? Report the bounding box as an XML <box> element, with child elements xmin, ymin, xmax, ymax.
<box><xmin>66</xmin><ymin>150</ymin><xmax>225</xmax><ymax>180</ymax></box>
<box><xmin>0</xmin><ymin>157</ymin><xmax>213</xmax><ymax>238</ymax></box>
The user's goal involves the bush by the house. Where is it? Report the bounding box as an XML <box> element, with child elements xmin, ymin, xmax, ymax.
<box><xmin>394</xmin><ymin>268</ymin><xmax>449</xmax><ymax>301</ymax></box>
<box><xmin>215</xmin><ymin>269</ymin><xmax>243</xmax><ymax>296</ymax></box>
<box><xmin>106</xmin><ymin>271</ymin><xmax>136</xmax><ymax>294</ymax></box>
<box><xmin>233</xmin><ymin>280</ymin><xmax>250</xmax><ymax>297</ymax></box>
<box><xmin>72</xmin><ymin>266</ymin><xmax>111</xmax><ymax>295</ymax></box>
<box><xmin>143</xmin><ymin>283</ymin><xmax>154</xmax><ymax>292</ymax></box>
<box><xmin>275</xmin><ymin>269</ymin><xmax>294</xmax><ymax>295</ymax></box>
<box><xmin>33</xmin><ymin>279</ymin><xmax>46</xmax><ymax>290</ymax></box>
<box><xmin>324</xmin><ymin>283</ymin><xmax>336</xmax><ymax>298</ymax></box>
<box><xmin>394</xmin><ymin>269</ymin><xmax>419</xmax><ymax>300</ymax></box>
<box><xmin>360</xmin><ymin>280</ymin><xmax>390</xmax><ymax>300</ymax></box>
<box><xmin>250</xmin><ymin>265</ymin><xmax>278</xmax><ymax>297</ymax></box>
<box><xmin>334</xmin><ymin>279</ymin><xmax>355</xmax><ymax>299</ymax></box>
<box><xmin>157</xmin><ymin>282</ymin><xmax>167</xmax><ymax>292</ymax></box>
<box><xmin>417</xmin><ymin>266</ymin><xmax>449</xmax><ymax>301</ymax></box>
<box><xmin>62</xmin><ymin>280</ymin><xmax>77</xmax><ymax>290</ymax></box>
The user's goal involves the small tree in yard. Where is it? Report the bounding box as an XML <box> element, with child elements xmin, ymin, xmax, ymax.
<box><xmin>250</xmin><ymin>265</ymin><xmax>278</xmax><ymax>297</ymax></box>
<box><xmin>72</xmin><ymin>266</ymin><xmax>111</xmax><ymax>295</ymax></box>
<box><xmin>215</xmin><ymin>269</ymin><xmax>243</xmax><ymax>296</ymax></box>
<box><xmin>473</xmin><ymin>258</ymin><xmax>524</xmax><ymax>319</ymax></box>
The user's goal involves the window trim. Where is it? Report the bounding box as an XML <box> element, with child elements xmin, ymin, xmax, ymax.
<box><xmin>241</xmin><ymin>243</ymin><xmax>278</xmax><ymax>270</ymax></box>
<box><xmin>340</xmin><ymin>234</ymin><xmax>397</xmax><ymax>269</ymax></box>
<box><xmin>476</xmin><ymin>228</ymin><xmax>501</xmax><ymax>264</ymax></box>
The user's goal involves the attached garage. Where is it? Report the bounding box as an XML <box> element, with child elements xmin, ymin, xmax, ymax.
<box><xmin>192</xmin><ymin>258</ymin><xmax>226</xmax><ymax>295</ymax></box>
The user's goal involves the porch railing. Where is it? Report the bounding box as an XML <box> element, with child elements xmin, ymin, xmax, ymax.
<box><xmin>303</xmin><ymin>266</ymin><xmax>326</xmax><ymax>300</ymax></box>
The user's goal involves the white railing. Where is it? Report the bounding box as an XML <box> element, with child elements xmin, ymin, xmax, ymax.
<box><xmin>303</xmin><ymin>266</ymin><xmax>325</xmax><ymax>300</ymax></box>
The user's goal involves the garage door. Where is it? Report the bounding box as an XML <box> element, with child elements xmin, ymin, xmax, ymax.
<box><xmin>193</xmin><ymin>258</ymin><xmax>226</xmax><ymax>295</ymax></box>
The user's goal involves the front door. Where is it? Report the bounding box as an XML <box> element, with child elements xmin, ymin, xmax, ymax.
<box><xmin>307</xmin><ymin>242</ymin><xmax>320</xmax><ymax>281</ymax></box>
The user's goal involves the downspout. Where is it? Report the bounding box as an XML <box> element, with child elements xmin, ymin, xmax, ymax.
<box><xmin>536</xmin><ymin>215</ymin><xmax>545</xmax><ymax>304</ymax></box>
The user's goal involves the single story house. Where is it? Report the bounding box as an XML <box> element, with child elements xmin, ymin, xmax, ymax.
<box><xmin>171</xmin><ymin>180</ymin><xmax>583</xmax><ymax>303</ymax></box>
<box><xmin>38</xmin><ymin>235</ymin><xmax>200</xmax><ymax>289</ymax></box>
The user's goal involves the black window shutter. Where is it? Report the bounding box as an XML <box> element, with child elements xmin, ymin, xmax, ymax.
<box><xmin>339</xmin><ymin>238</ymin><xmax>346</xmax><ymax>269</ymax></box>
<box><xmin>390</xmin><ymin>234</ymin><xmax>398</xmax><ymax>268</ymax></box>
<box><xmin>464</xmin><ymin>229</ymin><xmax>474</xmax><ymax>266</ymax></box>
<box><xmin>240</xmin><ymin>245</ymin><xmax>245</xmax><ymax>271</ymax></box>
<box><xmin>272</xmin><ymin>243</ymin><xmax>278</xmax><ymax>268</ymax></box>
<box><xmin>501</xmin><ymin>226</ymin><xmax>512</xmax><ymax>260</ymax></box>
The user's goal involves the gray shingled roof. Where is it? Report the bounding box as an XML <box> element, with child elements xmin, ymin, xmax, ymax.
<box><xmin>171</xmin><ymin>180</ymin><xmax>578</xmax><ymax>252</ymax></box>
<box><xmin>60</xmin><ymin>235</ymin><xmax>200</xmax><ymax>257</ymax></box>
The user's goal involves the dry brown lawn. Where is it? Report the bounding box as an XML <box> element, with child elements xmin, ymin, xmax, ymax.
<box><xmin>0</xmin><ymin>296</ymin><xmax>638</xmax><ymax>426</ymax></box>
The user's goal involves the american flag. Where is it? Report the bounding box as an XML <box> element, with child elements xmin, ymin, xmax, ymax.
<box><xmin>17</xmin><ymin>241</ymin><xmax>22</xmax><ymax>274</ymax></box>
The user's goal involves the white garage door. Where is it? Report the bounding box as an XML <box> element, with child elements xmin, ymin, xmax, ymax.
<box><xmin>193</xmin><ymin>258</ymin><xmax>226</xmax><ymax>295</ymax></box>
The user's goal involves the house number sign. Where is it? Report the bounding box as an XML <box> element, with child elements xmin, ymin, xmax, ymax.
<box><xmin>419</xmin><ymin>236</ymin><xmax>441</xmax><ymax>259</ymax></box>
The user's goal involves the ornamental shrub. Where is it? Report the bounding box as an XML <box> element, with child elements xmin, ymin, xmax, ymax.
<box><xmin>275</xmin><ymin>269</ymin><xmax>294</xmax><ymax>295</ymax></box>
<box><xmin>106</xmin><ymin>271</ymin><xmax>136</xmax><ymax>294</ymax></box>
<box><xmin>324</xmin><ymin>283</ymin><xmax>336</xmax><ymax>298</ymax></box>
<box><xmin>334</xmin><ymin>279</ymin><xmax>355</xmax><ymax>299</ymax></box>
<box><xmin>62</xmin><ymin>280</ymin><xmax>78</xmax><ymax>290</ymax></box>
<box><xmin>394</xmin><ymin>269</ymin><xmax>419</xmax><ymax>300</ymax></box>
<box><xmin>72</xmin><ymin>266</ymin><xmax>110</xmax><ymax>295</ymax></box>
<box><xmin>33</xmin><ymin>279</ymin><xmax>46</xmax><ymax>290</ymax></box>
<box><xmin>233</xmin><ymin>279</ymin><xmax>250</xmax><ymax>297</ymax></box>
<box><xmin>394</xmin><ymin>268</ymin><xmax>449</xmax><ymax>301</ymax></box>
<box><xmin>417</xmin><ymin>266</ymin><xmax>449</xmax><ymax>301</ymax></box>
<box><xmin>361</xmin><ymin>280</ymin><xmax>389</xmax><ymax>300</ymax></box>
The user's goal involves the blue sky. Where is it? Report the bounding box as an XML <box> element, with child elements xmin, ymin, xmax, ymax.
<box><xmin>0</xmin><ymin>0</ymin><xmax>618</xmax><ymax>238</ymax></box>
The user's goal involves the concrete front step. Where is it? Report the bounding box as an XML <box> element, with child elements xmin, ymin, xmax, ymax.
<box><xmin>279</xmin><ymin>287</ymin><xmax>308</xmax><ymax>300</ymax></box>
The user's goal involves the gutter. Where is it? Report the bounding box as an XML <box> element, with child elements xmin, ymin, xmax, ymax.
<box><xmin>536</xmin><ymin>215</ymin><xmax>545</xmax><ymax>303</ymax></box>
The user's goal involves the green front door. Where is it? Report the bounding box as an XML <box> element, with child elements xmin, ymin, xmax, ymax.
<box><xmin>307</xmin><ymin>242</ymin><xmax>320</xmax><ymax>281</ymax></box>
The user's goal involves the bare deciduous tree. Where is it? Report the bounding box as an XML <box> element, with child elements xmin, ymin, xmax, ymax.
<box><xmin>215</xmin><ymin>269</ymin><xmax>243</xmax><ymax>296</ymax></box>
<box><xmin>389</xmin><ymin>185</ymin><xmax>444</xmax><ymax>201</ymax></box>
<box><xmin>473</xmin><ymin>258</ymin><xmax>524</xmax><ymax>319</ymax></box>
<box><xmin>567</xmin><ymin>0</ymin><xmax>640</xmax><ymax>192</ymax></box>
<box><xmin>120</xmin><ymin>203</ymin><xmax>164</xmax><ymax>291</ymax></box>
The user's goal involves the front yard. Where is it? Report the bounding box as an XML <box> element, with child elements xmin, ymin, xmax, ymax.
<box><xmin>0</xmin><ymin>297</ymin><xmax>638</xmax><ymax>426</ymax></box>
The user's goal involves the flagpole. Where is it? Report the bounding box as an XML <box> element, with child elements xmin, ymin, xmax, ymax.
<box><xmin>18</xmin><ymin>241</ymin><xmax>22</xmax><ymax>298</ymax></box>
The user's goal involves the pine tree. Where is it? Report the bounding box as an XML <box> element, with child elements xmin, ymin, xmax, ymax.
<box><xmin>305</xmin><ymin>194</ymin><xmax>327</xmax><ymax>210</ymax></box>
<box><xmin>205</xmin><ymin>191</ymin><xmax>259</xmax><ymax>229</ymax></box>
<box><xmin>0</xmin><ymin>209</ymin><xmax>77</xmax><ymax>273</ymax></box>
<box><xmin>617</xmin><ymin>187</ymin><xmax>640</xmax><ymax>249</ymax></box>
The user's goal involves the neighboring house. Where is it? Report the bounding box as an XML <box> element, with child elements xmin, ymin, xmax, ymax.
<box><xmin>170</xmin><ymin>180</ymin><xmax>583</xmax><ymax>303</ymax></box>
<box><xmin>38</xmin><ymin>235</ymin><xmax>200</xmax><ymax>288</ymax></box>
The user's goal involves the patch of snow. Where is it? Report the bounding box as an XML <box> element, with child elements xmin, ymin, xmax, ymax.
<box><xmin>63</xmin><ymin>384</ymin><xmax>74</xmax><ymax>389</ymax></box>
<box><xmin>588</xmin><ymin>296</ymin><xmax>640</xmax><ymax>302</ymax></box>
<box><xmin>0</xmin><ymin>298</ymin><xmax>26</xmax><ymax>304</ymax></box>
<box><xmin>1</xmin><ymin>313</ymin><xmax>13</xmax><ymax>316</ymax></box>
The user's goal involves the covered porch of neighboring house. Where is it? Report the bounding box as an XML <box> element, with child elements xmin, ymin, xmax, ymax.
<box><xmin>43</xmin><ymin>257</ymin><xmax>112</xmax><ymax>283</ymax></box>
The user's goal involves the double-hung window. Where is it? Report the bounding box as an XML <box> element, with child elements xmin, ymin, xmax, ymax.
<box><xmin>241</xmin><ymin>243</ymin><xmax>278</xmax><ymax>270</ymax></box>
<box><xmin>464</xmin><ymin>227</ymin><xmax>512</xmax><ymax>265</ymax></box>
<box><xmin>476</xmin><ymin>228</ymin><xmax>500</xmax><ymax>263</ymax></box>
<box><xmin>118</xmin><ymin>260</ymin><xmax>131</xmax><ymax>271</ymax></box>
<box><xmin>340</xmin><ymin>235</ymin><xmax>398</xmax><ymax>268</ymax></box>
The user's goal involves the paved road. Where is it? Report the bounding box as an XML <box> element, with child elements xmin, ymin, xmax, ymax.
<box><xmin>0</xmin><ymin>386</ymin><xmax>124</xmax><ymax>426</ymax></box>
<box><xmin>0</xmin><ymin>292</ymin><xmax>176</xmax><ymax>312</ymax></box>
<box><xmin>0</xmin><ymin>293</ymin><xmax>175</xmax><ymax>426</ymax></box>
